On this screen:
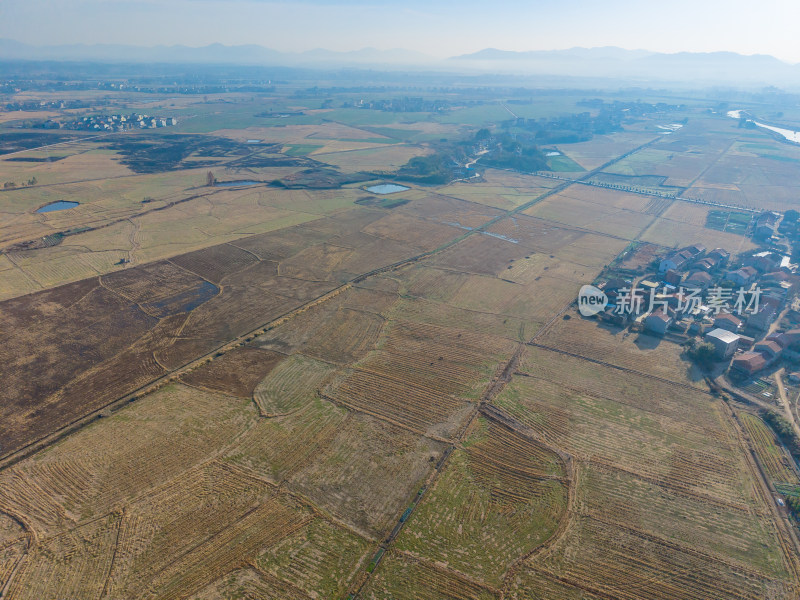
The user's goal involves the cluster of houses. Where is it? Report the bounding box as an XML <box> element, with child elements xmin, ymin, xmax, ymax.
<box><xmin>347</xmin><ymin>97</ymin><xmax>451</xmax><ymax>113</ymax></box>
<box><xmin>755</xmin><ymin>211</ymin><xmax>781</xmax><ymax>240</ymax></box>
<box><xmin>597</xmin><ymin>242</ymin><xmax>798</xmax><ymax>377</ymax></box>
<box><xmin>707</xmin><ymin>327</ymin><xmax>800</xmax><ymax>376</ymax></box>
<box><xmin>38</xmin><ymin>113</ymin><xmax>178</xmax><ymax>132</ymax></box>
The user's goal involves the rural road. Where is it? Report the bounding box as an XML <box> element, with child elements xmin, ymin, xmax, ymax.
<box><xmin>774</xmin><ymin>368</ymin><xmax>800</xmax><ymax>441</ymax></box>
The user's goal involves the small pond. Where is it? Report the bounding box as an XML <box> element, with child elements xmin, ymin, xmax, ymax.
<box><xmin>365</xmin><ymin>184</ymin><xmax>410</xmax><ymax>194</ymax></box>
<box><xmin>36</xmin><ymin>201</ymin><xmax>79</xmax><ymax>213</ymax></box>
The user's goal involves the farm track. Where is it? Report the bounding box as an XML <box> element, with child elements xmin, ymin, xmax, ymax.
<box><xmin>318</xmin><ymin>391</ymin><xmax>452</xmax><ymax>444</ymax></box>
<box><xmin>711</xmin><ymin>376</ymin><xmax>784</xmax><ymax>413</ymax></box>
<box><xmin>726</xmin><ymin>403</ymin><xmax>800</xmax><ymax>580</ymax></box>
<box><xmin>0</xmin><ymin>511</ymin><xmax>31</xmax><ymax>599</ymax></box>
<box><xmin>393</xmin><ymin>548</ymin><xmax>503</xmax><ymax>597</ymax></box>
<box><xmin>680</xmin><ymin>138</ymin><xmax>739</xmax><ymax>195</ymax></box>
<box><xmin>126</xmin><ymin>218</ymin><xmax>142</xmax><ymax>266</ymax></box>
<box><xmin>774</xmin><ymin>368</ymin><xmax>800</xmax><ymax>441</ymax></box>
<box><xmin>100</xmin><ymin>508</ymin><xmax>124</xmax><ymax>599</ymax></box>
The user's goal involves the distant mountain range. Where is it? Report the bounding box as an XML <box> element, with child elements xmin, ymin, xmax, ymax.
<box><xmin>0</xmin><ymin>39</ymin><xmax>434</xmax><ymax>66</ymax></box>
<box><xmin>450</xmin><ymin>47</ymin><xmax>800</xmax><ymax>84</ymax></box>
<box><xmin>2</xmin><ymin>39</ymin><xmax>799</xmax><ymax>86</ymax></box>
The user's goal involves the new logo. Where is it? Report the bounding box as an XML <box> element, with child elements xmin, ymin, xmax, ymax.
<box><xmin>577</xmin><ymin>285</ymin><xmax>608</xmax><ymax>316</ymax></box>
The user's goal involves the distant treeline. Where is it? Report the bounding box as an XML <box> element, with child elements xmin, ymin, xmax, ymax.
<box><xmin>476</xmin><ymin>131</ymin><xmax>547</xmax><ymax>172</ymax></box>
<box><xmin>576</xmin><ymin>99</ymin><xmax>685</xmax><ymax>114</ymax></box>
<box><xmin>502</xmin><ymin>100</ymin><xmax>685</xmax><ymax>144</ymax></box>
<box><xmin>396</xmin><ymin>128</ymin><xmax>547</xmax><ymax>184</ymax></box>
<box><xmin>397</xmin><ymin>152</ymin><xmax>464</xmax><ymax>184</ymax></box>
<box><xmin>5</xmin><ymin>99</ymin><xmax>95</xmax><ymax>111</ymax></box>
<box><xmin>342</xmin><ymin>97</ymin><xmax>454</xmax><ymax>112</ymax></box>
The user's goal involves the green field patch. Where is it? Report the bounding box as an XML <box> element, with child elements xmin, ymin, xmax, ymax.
<box><xmin>319</xmin><ymin>108</ymin><xmax>431</xmax><ymax>127</ymax></box>
<box><xmin>283</xmin><ymin>143</ymin><xmax>324</xmax><ymax>156</ymax></box>
<box><xmin>331</xmin><ymin>137</ymin><xmax>398</xmax><ymax>144</ymax></box>
<box><xmin>437</xmin><ymin>104</ymin><xmax>514</xmax><ymax>126</ymax></box>
<box><xmin>363</xmin><ymin>127</ymin><xmax>423</xmax><ymax>141</ymax></box>
<box><xmin>355</xmin><ymin>196</ymin><xmax>410</xmax><ymax>209</ymax></box>
<box><xmin>755</xmin><ymin>153</ymin><xmax>800</xmax><ymax>163</ymax></box>
<box><xmin>741</xmin><ymin>143</ymin><xmax>781</xmax><ymax>151</ymax></box>
<box><xmin>705</xmin><ymin>209</ymin><xmax>752</xmax><ymax>235</ymax></box>
<box><xmin>547</xmin><ymin>153</ymin><xmax>586</xmax><ymax>172</ymax></box>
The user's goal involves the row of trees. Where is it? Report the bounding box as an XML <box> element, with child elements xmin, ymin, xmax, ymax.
<box><xmin>763</xmin><ymin>409</ymin><xmax>800</xmax><ymax>460</ymax></box>
<box><xmin>3</xmin><ymin>177</ymin><xmax>36</xmax><ymax>189</ymax></box>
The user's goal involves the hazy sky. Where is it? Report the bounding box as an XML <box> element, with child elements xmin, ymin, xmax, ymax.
<box><xmin>2</xmin><ymin>0</ymin><xmax>800</xmax><ymax>62</ymax></box>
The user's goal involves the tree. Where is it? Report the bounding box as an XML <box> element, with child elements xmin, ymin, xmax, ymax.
<box><xmin>688</xmin><ymin>341</ymin><xmax>716</xmax><ymax>370</ymax></box>
<box><xmin>784</xmin><ymin>209</ymin><xmax>799</xmax><ymax>224</ymax></box>
<box><xmin>206</xmin><ymin>171</ymin><xmax>216</xmax><ymax>187</ymax></box>
<box><xmin>474</xmin><ymin>128</ymin><xmax>491</xmax><ymax>141</ymax></box>
<box><xmin>788</xmin><ymin>496</ymin><xmax>800</xmax><ymax>518</ymax></box>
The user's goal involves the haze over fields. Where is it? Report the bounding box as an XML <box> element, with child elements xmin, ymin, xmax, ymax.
<box><xmin>3</xmin><ymin>0</ymin><xmax>800</xmax><ymax>61</ymax></box>
<box><xmin>3</xmin><ymin>0</ymin><xmax>800</xmax><ymax>85</ymax></box>
<box><xmin>4</xmin><ymin>38</ymin><xmax>800</xmax><ymax>85</ymax></box>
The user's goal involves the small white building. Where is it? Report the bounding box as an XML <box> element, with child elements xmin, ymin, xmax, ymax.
<box><xmin>645</xmin><ymin>309</ymin><xmax>672</xmax><ymax>335</ymax></box>
<box><xmin>706</xmin><ymin>328</ymin><xmax>740</xmax><ymax>359</ymax></box>
<box><xmin>726</xmin><ymin>266</ymin><xmax>758</xmax><ymax>286</ymax></box>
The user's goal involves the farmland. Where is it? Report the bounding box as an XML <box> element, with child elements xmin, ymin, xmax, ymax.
<box><xmin>640</xmin><ymin>201</ymin><xmax>758</xmax><ymax>251</ymax></box>
<box><xmin>2</xmin><ymin>76</ymin><xmax>800</xmax><ymax>600</ymax></box>
<box><xmin>394</xmin><ymin>418</ymin><xmax>568</xmax><ymax>585</ymax></box>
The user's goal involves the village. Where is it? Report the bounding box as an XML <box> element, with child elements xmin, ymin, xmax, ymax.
<box><xmin>594</xmin><ymin>209</ymin><xmax>800</xmax><ymax>395</ymax></box>
<box><xmin>35</xmin><ymin>112</ymin><xmax>178</xmax><ymax>131</ymax></box>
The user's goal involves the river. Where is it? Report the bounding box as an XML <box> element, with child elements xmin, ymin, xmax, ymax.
<box><xmin>727</xmin><ymin>110</ymin><xmax>800</xmax><ymax>144</ymax></box>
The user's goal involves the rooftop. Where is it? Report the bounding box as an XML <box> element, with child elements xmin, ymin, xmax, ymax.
<box><xmin>706</xmin><ymin>328</ymin><xmax>740</xmax><ymax>344</ymax></box>
<box><xmin>647</xmin><ymin>310</ymin><xmax>671</xmax><ymax>323</ymax></box>
<box><xmin>755</xmin><ymin>340</ymin><xmax>782</xmax><ymax>354</ymax></box>
<box><xmin>732</xmin><ymin>351</ymin><xmax>767</xmax><ymax>370</ymax></box>
<box><xmin>686</xmin><ymin>271</ymin><xmax>712</xmax><ymax>283</ymax></box>
<box><xmin>714</xmin><ymin>313</ymin><xmax>742</xmax><ymax>325</ymax></box>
